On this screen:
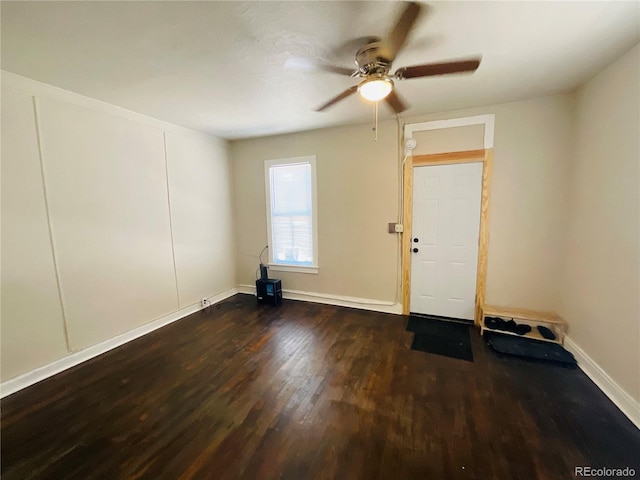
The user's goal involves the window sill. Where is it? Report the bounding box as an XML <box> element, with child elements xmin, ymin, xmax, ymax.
<box><xmin>268</xmin><ymin>264</ymin><xmax>319</xmax><ymax>274</ymax></box>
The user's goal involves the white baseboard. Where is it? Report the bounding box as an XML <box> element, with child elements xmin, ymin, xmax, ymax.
<box><xmin>0</xmin><ymin>288</ymin><xmax>238</xmax><ymax>398</ymax></box>
<box><xmin>564</xmin><ymin>336</ymin><xmax>640</xmax><ymax>429</ymax></box>
<box><xmin>237</xmin><ymin>284</ymin><xmax>403</xmax><ymax>315</ymax></box>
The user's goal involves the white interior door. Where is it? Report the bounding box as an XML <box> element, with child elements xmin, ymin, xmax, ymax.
<box><xmin>410</xmin><ymin>162</ymin><xmax>483</xmax><ymax>320</ymax></box>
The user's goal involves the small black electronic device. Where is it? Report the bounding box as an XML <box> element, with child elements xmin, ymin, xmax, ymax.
<box><xmin>259</xmin><ymin>263</ymin><xmax>269</xmax><ymax>281</ymax></box>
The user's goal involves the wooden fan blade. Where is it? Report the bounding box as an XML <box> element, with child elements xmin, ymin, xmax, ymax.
<box><xmin>315</xmin><ymin>86</ymin><xmax>359</xmax><ymax>112</ymax></box>
<box><xmin>380</xmin><ymin>2</ymin><xmax>424</xmax><ymax>61</ymax></box>
<box><xmin>395</xmin><ymin>58</ymin><xmax>481</xmax><ymax>79</ymax></box>
<box><xmin>385</xmin><ymin>89</ymin><xmax>408</xmax><ymax>114</ymax></box>
<box><xmin>284</xmin><ymin>55</ymin><xmax>356</xmax><ymax>77</ymax></box>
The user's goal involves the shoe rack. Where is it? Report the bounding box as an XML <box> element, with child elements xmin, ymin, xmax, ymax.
<box><xmin>480</xmin><ymin>305</ymin><xmax>568</xmax><ymax>345</ymax></box>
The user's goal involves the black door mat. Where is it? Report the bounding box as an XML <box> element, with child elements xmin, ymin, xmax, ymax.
<box><xmin>408</xmin><ymin>318</ymin><xmax>474</xmax><ymax>362</ymax></box>
<box><xmin>485</xmin><ymin>331</ymin><xmax>577</xmax><ymax>366</ymax></box>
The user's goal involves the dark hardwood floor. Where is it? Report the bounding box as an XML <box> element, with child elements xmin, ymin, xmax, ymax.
<box><xmin>2</xmin><ymin>294</ymin><xmax>639</xmax><ymax>479</ymax></box>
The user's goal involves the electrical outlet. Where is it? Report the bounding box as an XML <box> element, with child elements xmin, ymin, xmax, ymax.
<box><xmin>394</xmin><ymin>224</ymin><xmax>404</xmax><ymax>233</ymax></box>
<box><xmin>201</xmin><ymin>297</ymin><xmax>210</xmax><ymax>308</ymax></box>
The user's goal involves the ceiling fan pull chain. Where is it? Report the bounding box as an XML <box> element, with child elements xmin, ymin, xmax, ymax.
<box><xmin>374</xmin><ymin>101</ymin><xmax>379</xmax><ymax>142</ymax></box>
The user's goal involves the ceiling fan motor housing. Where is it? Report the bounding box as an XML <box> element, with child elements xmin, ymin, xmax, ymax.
<box><xmin>355</xmin><ymin>42</ymin><xmax>392</xmax><ymax>77</ymax></box>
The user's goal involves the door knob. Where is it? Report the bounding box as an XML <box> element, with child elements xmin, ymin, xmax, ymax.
<box><xmin>413</xmin><ymin>248</ymin><xmax>419</xmax><ymax>253</ymax></box>
<box><xmin>413</xmin><ymin>238</ymin><xmax>419</xmax><ymax>243</ymax></box>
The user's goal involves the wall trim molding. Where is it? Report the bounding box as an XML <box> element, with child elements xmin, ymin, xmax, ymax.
<box><xmin>237</xmin><ymin>284</ymin><xmax>403</xmax><ymax>315</ymax></box>
<box><xmin>1</xmin><ymin>70</ymin><xmax>222</xmax><ymax>144</ymax></box>
<box><xmin>0</xmin><ymin>288</ymin><xmax>238</xmax><ymax>399</ymax></box>
<box><xmin>404</xmin><ymin>114</ymin><xmax>496</xmax><ymax>149</ymax></box>
<box><xmin>564</xmin><ymin>335</ymin><xmax>640</xmax><ymax>430</ymax></box>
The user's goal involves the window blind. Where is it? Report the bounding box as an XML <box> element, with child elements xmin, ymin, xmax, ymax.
<box><xmin>269</xmin><ymin>163</ymin><xmax>313</xmax><ymax>266</ymax></box>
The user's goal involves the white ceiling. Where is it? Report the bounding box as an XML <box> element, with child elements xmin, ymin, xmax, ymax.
<box><xmin>2</xmin><ymin>1</ymin><xmax>639</xmax><ymax>140</ymax></box>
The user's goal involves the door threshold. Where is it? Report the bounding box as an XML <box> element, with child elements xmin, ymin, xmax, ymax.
<box><xmin>409</xmin><ymin>312</ymin><xmax>474</xmax><ymax>325</ymax></box>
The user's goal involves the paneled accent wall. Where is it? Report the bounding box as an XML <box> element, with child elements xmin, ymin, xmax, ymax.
<box><xmin>1</xmin><ymin>87</ymin><xmax>70</xmax><ymax>378</ymax></box>
<box><xmin>1</xmin><ymin>73</ymin><xmax>235</xmax><ymax>381</ymax></box>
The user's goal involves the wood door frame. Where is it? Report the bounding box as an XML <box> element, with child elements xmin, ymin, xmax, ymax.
<box><xmin>402</xmin><ymin>115</ymin><xmax>495</xmax><ymax>324</ymax></box>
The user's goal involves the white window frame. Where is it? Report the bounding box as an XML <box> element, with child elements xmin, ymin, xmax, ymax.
<box><xmin>264</xmin><ymin>155</ymin><xmax>319</xmax><ymax>274</ymax></box>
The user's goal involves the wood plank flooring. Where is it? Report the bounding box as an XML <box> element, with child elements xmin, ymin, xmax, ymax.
<box><xmin>2</xmin><ymin>294</ymin><xmax>639</xmax><ymax>479</ymax></box>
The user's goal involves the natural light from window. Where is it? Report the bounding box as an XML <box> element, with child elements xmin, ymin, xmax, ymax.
<box><xmin>265</xmin><ymin>156</ymin><xmax>317</xmax><ymax>272</ymax></box>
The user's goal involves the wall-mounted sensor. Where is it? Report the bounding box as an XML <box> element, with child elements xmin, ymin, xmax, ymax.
<box><xmin>405</xmin><ymin>138</ymin><xmax>417</xmax><ymax>151</ymax></box>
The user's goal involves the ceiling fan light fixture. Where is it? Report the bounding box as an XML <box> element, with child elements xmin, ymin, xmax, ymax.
<box><xmin>358</xmin><ymin>78</ymin><xmax>393</xmax><ymax>101</ymax></box>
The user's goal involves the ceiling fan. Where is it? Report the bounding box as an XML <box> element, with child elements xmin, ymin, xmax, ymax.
<box><xmin>291</xmin><ymin>2</ymin><xmax>481</xmax><ymax>114</ymax></box>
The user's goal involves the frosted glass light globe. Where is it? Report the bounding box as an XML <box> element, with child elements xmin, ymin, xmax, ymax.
<box><xmin>358</xmin><ymin>79</ymin><xmax>393</xmax><ymax>101</ymax></box>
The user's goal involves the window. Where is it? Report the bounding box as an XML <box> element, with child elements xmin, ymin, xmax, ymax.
<box><xmin>264</xmin><ymin>156</ymin><xmax>318</xmax><ymax>273</ymax></box>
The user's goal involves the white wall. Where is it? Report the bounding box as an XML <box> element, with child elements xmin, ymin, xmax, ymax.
<box><xmin>560</xmin><ymin>44</ymin><xmax>640</xmax><ymax>404</ymax></box>
<box><xmin>231</xmin><ymin>122</ymin><xmax>399</xmax><ymax>304</ymax></box>
<box><xmin>412</xmin><ymin>124</ymin><xmax>485</xmax><ymax>155</ymax></box>
<box><xmin>1</xmin><ymin>73</ymin><xmax>235</xmax><ymax>381</ymax></box>
<box><xmin>165</xmin><ymin>131</ymin><xmax>236</xmax><ymax>308</ymax></box>
<box><xmin>35</xmin><ymin>96</ymin><xmax>179</xmax><ymax>350</ymax></box>
<box><xmin>405</xmin><ymin>97</ymin><xmax>575</xmax><ymax>312</ymax></box>
<box><xmin>1</xmin><ymin>86</ymin><xmax>70</xmax><ymax>379</ymax></box>
<box><xmin>231</xmin><ymin>94</ymin><xmax>574</xmax><ymax>312</ymax></box>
